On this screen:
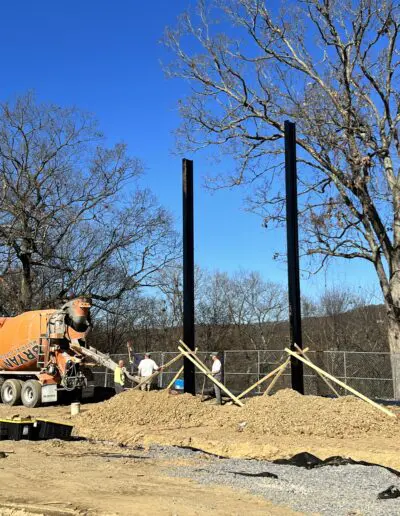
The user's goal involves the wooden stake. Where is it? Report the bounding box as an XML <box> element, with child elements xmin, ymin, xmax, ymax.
<box><xmin>200</xmin><ymin>374</ymin><xmax>207</xmax><ymax>402</ymax></box>
<box><xmin>284</xmin><ymin>348</ymin><xmax>396</xmax><ymax>418</ymax></box>
<box><xmin>263</xmin><ymin>358</ymin><xmax>290</xmax><ymax>396</ymax></box>
<box><xmin>294</xmin><ymin>344</ymin><xmax>340</xmax><ymax>398</ymax></box>
<box><xmin>132</xmin><ymin>353</ymin><xmax>184</xmax><ymax>391</ymax></box>
<box><xmin>165</xmin><ymin>348</ymin><xmax>198</xmax><ymax>390</ymax></box>
<box><xmin>237</xmin><ymin>363</ymin><xmax>287</xmax><ymax>400</ymax></box>
<box><xmin>178</xmin><ymin>346</ymin><xmax>244</xmax><ymax>407</ymax></box>
<box><xmin>238</xmin><ymin>348</ymin><xmax>309</xmax><ymax>400</ymax></box>
<box><xmin>166</xmin><ymin>366</ymin><xmax>184</xmax><ymax>390</ymax></box>
<box><xmin>179</xmin><ymin>340</ymin><xmax>212</xmax><ymax>374</ymax></box>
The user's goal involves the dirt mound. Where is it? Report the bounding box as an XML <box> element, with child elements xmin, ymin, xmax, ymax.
<box><xmin>242</xmin><ymin>389</ymin><xmax>399</xmax><ymax>438</ymax></box>
<box><xmin>74</xmin><ymin>389</ymin><xmax>217</xmax><ymax>443</ymax></box>
<box><xmin>74</xmin><ymin>388</ymin><xmax>399</xmax><ymax>445</ymax></box>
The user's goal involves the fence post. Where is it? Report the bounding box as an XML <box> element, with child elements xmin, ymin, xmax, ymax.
<box><xmin>257</xmin><ymin>350</ymin><xmax>261</xmax><ymax>394</ymax></box>
<box><xmin>223</xmin><ymin>350</ymin><xmax>226</xmax><ymax>390</ymax></box>
<box><xmin>159</xmin><ymin>352</ymin><xmax>165</xmax><ymax>388</ymax></box>
<box><xmin>343</xmin><ymin>351</ymin><xmax>347</xmax><ymax>385</ymax></box>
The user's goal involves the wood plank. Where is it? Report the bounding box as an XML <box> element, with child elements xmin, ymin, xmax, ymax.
<box><xmin>166</xmin><ymin>366</ymin><xmax>184</xmax><ymax>390</ymax></box>
<box><xmin>237</xmin><ymin>362</ymin><xmax>287</xmax><ymax>400</ymax></box>
<box><xmin>263</xmin><ymin>358</ymin><xmax>290</xmax><ymax>396</ymax></box>
<box><xmin>294</xmin><ymin>344</ymin><xmax>340</xmax><ymax>397</ymax></box>
<box><xmin>166</xmin><ymin>347</ymin><xmax>198</xmax><ymax>390</ymax></box>
<box><xmin>179</xmin><ymin>340</ymin><xmax>212</xmax><ymax>374</ymax></box>
<box><xmin>132</xmin><ymin>353</ymin><xmax>184</xmax><ymax>391</ymax></box>
<box><xmin>178</xmin><ymin>346</ymin><xmax>244</xmax><ymax>407</ymax></box>
<box><xmin>284</xmin><ymin>348</ymin><xmax>396</xmax><ymax>418</ymax></box>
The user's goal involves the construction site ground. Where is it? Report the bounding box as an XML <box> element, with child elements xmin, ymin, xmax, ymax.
<box><xmin>0</xmin><ymin>389</ymin><xmax>399</xmax><ymax>515</ymax></box>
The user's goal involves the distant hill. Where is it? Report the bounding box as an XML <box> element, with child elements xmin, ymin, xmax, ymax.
<box><xmin>96</xmin><ymin>303</ymin><xmax>389</xmax><ymax>354</ymax></box>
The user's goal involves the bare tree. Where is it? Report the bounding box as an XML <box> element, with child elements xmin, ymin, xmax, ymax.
<box><xmin>165</xmin><ymin>0</ymin><xmax>400</xmax><ymax>396</ymax></box>
<box><xmin>197</xmin><ymin>270</ymin><xmax>234</xmax><ymax>349</ymax></box>
<box><xmin>0</xmin><ymin>93</ymin><xmax>177</xmax><ymax>314</ymax></box>
<box><xmin>195</xmin><ymin>269</ymin><xmax>286</xmax><ymax>349</ymax></box>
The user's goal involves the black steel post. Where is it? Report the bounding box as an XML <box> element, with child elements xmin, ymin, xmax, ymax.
<box><xmin>284</xmin><ymin>121</ymin><xmax>304</xmax><ymax>394</ymax></box>
<box><xmin>182</xmin><ymin>158</ymin><xmax>196</xmax><ymax>395</ymax></box>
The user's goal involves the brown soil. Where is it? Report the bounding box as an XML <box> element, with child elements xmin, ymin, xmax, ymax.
<box><xmin>73</xmin><ymin>388</ymin><xmax>399</xmax><ymax>440</ymax></box>
<box><xmin>0</xmin><ymin>440</ymin><xmax>300</xmax><ymax>515</ymax></box>
<box><xmin>0</xmin><ymin>388</ymin><xmax>399</xmax><ymax>470</ymax></box>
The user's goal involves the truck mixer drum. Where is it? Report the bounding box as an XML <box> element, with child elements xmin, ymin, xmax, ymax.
<box><xmin>62</xmin><ymin>297</ymin><xmax>92</xmax><ymax>334</ymax></box>
<box><xmin>0</xmin><ymin>296</ymin><xmax>99</xmax><ymax>407</ymax></box>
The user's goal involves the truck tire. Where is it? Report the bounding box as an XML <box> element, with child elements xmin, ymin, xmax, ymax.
<box><xmin>21</xmin><ymin>380</ymin><xmax>42</xmax><ymax>408</ymax></box>
<box><xmin>1</xmin><ymin>379</ymin><xmax>22</xmax><ymax>405</ymax></box>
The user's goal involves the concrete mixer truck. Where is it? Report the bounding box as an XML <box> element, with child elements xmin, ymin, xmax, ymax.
<box><xmin>0</xmin><ymin>296</ymin><xmax>128</xmax><ymax>408</ymax></box>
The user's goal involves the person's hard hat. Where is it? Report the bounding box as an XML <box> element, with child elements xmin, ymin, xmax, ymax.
<box><xmin>210</xmin><ymin>352</ymin><xmax>218</xmax><ymax>357</ymax></box>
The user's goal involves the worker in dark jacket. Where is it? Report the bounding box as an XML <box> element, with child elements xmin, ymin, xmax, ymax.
<box><xmin>114</xmin><ymin>359</ymin><xmax>125</xmax><ymax>394</ymax></box>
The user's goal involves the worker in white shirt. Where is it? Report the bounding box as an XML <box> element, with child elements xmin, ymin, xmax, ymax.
<box><xmin>210</xmin><ymin>352</ymin><xmax>222</xmax><ymax>405</ymax></box>
<box><xmin>137</xmin><ymin>353</ymin><xmax>161</xmax><ymax>391</ymax></box>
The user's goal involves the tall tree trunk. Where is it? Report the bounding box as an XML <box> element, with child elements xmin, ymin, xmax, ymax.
<box><xmin>387</xmin><ymin>273</ymin><xmax>400</xmax><ymax>399</ymax></box>
<box><xmin>20</xmin><ymin>253</ymin><xmax>33</xmax><ymax>311</ymax></box>
<box><xmin>388</xmin><ymin>317</ymin><xmax>400</xmax><ymax>399</ymax></box>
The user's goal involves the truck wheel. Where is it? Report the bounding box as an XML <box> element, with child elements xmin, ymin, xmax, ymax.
<box><xmin>21</xmin><ymin>380</ymin><xmax>42</xmax><ymax>408</ymax></box>
<box><xmin>1</xmin><ymin>379</ymin><xmax>22</xmax><ymax>405</ymax></box>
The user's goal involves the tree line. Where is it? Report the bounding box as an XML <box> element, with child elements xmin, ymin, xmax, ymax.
<box><xmin>0</xmin><ymin>93</ymin><xmax>178</xmax><ymax>315</ymax></box>
<box><xmin>164</xmin><ymin>0</ymin><xmax>400</xmax><ymax>397</ymax></box>
<box><xmin>89</xmin><ymin>267</ymin><xmax>387</xmax><ymax>356</ymax></box>
<box><xmin>0</xmin><ymin>93</ymin><xmax>387</xmax><ymax>360</ymax></box>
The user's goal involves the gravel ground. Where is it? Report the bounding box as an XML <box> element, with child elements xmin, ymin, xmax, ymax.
<box><xmin>149</xmin><ymin>446</ymin><xmax>400</xmax><ymax>516</ymax></box>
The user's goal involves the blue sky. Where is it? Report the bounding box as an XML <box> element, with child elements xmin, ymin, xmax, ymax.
<box><xmin>0</xmin><ymin>0</ymin><xmax>380</xmax><ymax>302</ymax></box>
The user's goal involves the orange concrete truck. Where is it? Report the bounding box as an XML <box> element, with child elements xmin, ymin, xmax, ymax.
<box><xmin>0</xmin><ymin>297</ymin><xmax>101</xmax><ymax>408</ymax></box>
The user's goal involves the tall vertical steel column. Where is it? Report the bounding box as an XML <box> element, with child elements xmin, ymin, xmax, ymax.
<box><xmin>182</xmin><ymin>158</ymin><xmax>196</xmax><ymax>395</ymax></box>
<box><xmin>284</xmin><ymin>121</ymin><xmax>304</xmax><ymax>394</ymax></box>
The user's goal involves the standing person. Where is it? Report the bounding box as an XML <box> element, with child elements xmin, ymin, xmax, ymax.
<box><xmin>114</xmin><ymin>359</ymin><xmax>125</xmax><ymax>394</ymax></box>
<box><xmin>138</xmin><ymin>353</ymin><xmax>160</xmax><ymax>391</ymax></box>
<box><xmin>211</xmin><ymin>352</ymin><xmax>222</xmax><ymax>405</ymax></box>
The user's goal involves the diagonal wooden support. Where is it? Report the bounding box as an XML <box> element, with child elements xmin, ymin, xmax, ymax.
<box><xmin>165</xmin><ymin>348</ymin><xmax>198</xmax><ymax>390</ymax></box>
<box><xmin>178</xmin><ymin>346</ymin><xmax>244</xmax><ymax>407</ymax></box>
<box><xmin>179</xmin><ymin>340</ymin><xmax>212</xmax><ymax>374</ymax></box>
<box><xmin>166</xmin><ymin>366</ymin><xmax>184</xmax><ymax>390</ymax></box>
<box><xmin>294</xmin><ymin>344</ymin><xmax>340</xmax><ymax>398</ymax></box>
<box><xmin>284</xmin><ymin>348</ymin><xmax>396</xmax><ymax>418</ymax></box>
<box><xmin>238</xmin><ymin>348</ymin><xmax>309</xmax><ymax>400</ymax></box>
<box><xmin>200</xmin><ymin>374</ymin><xmax>207</xmax><ymax>402</ymax></box>
<box><xmin>237</xmin><ymin>362</ymin><xmax>287</xmax><ymax>400</ymax></box>
<box><xmin>132</xmin><ymin>352</ymin><xmax>184</xmax><ymax>391</ymax></box>
<box><xmin>263</xmin><ymin>358</ymin><xmax>291</xmax><ymax>396</ymax></box>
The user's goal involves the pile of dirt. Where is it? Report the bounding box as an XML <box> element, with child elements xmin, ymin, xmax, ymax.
<box><xmin>242</xmin><ymin>389</ymin><xmax>399</xmax><ymax>438</ymax></box>
<box><xmin>74</xmin><ymin>388</ymin><xmax>399</xmax><ymax>445</ymax></box>
<box><xmin>74</xmin><ymin>390</ymin><xmax>217</xmax><ymax>443</ymax></box>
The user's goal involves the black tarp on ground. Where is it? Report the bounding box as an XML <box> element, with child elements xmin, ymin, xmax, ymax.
<box><xmin>378</xmin><ymin>486</ymin><xmax>400</xmax><ymax>499</ymax></box>
<box><xmin>273</xmin><ymin>452</ymin><xmax>400</xmax><ymax>477</ymax></box>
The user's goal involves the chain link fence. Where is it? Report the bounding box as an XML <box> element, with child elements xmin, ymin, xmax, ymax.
<box><xmin>91</xmin><ymin>350</ymin><xmax>400</xmax><ymax>400</ymax></box>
